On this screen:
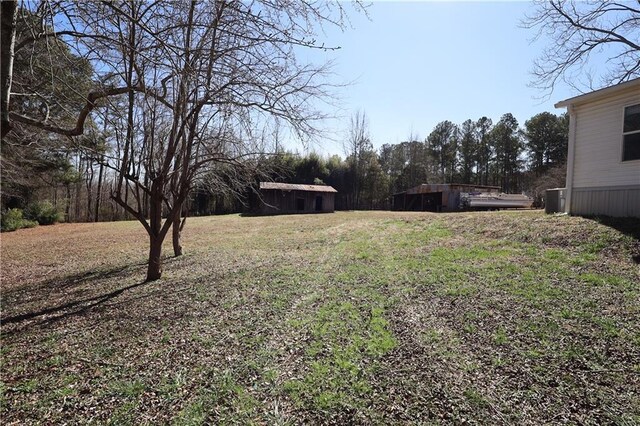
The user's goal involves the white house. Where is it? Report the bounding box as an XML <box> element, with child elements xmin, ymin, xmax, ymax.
<box><xmin>555</xmin><ymin>78</ymin><xmax>640</xmax><ymax>218</ymax></box>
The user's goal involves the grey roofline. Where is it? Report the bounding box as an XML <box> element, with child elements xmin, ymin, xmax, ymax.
<box><xmin>259</xmin><ymin>182</ymin><xmax>338</xmax><ymax>193</ymax></box>
<box><xmin>391</xmin><ymin>183</ymin><xmax>502</xmax><ymax>196</ymax></box>
<box><xmin>554</xmin><ymin>77</ymin><xmax>640</xmax><ymax>108</ymax></box>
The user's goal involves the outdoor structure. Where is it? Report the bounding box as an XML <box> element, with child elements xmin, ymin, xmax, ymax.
<box><xmin>393</xmin><ymin>183</ymin><xmax>534</xmax><ymax>212</ymax></box>
<box><xmin>254</xmin><ymin>182</ymin><xmax>337</xmax><ymax>214</ymax></box>
<box><xmin>393</xmin><ymin>184</ymin><xmax>501</xmax><ymax>212</ymax></box>
<box><xmin>545</xmin><ymin>187</ymin><xmax>566</xmax><ymax>214</ymax></box>
<box><xmin>555</xmin><ymin>78</ymin><xmax>640</xmax><ymax>218</ymax></box>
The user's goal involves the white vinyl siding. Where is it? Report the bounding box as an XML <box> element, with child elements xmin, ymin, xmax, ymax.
<box><xmin>572</xmin><ymin>90</ymin><xmax>640</xmax><ymax>188</ymax></box>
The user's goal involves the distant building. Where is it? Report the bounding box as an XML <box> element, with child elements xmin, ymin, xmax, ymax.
<box><xmin>555</xmin><ymin>77</ymin><xmax>640</xmax><ymax>217</ymax></box>
<box><xmin>253</xmin><ymin>182</ymin><xmax>337</xmax><ymax>214</ymax></box>
<box><xmin>392</xmin><ymin>184</ymin><xmax>501</xmax><ymax>212</ymax></box>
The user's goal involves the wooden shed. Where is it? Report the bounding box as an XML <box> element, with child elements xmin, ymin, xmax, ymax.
<box><xmin>392</xmin><ymin>184</ymin><xmax>501</xmax><ymax>212</ymax></box>
<box><xmin>254</xmin><ymin>182</ymin><xmax>337</xmax><ymax>214</ymax></box>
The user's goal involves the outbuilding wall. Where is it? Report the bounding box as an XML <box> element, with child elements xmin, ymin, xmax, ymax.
<box><xmin>392</xmin><ymin>184</ymin><xmax>501</xmax><ymax>212</ymax></box>
<box><xmin>259</xmin><ymin>189</ymin><xmax>335</xmax><ymax>214</ymax></box>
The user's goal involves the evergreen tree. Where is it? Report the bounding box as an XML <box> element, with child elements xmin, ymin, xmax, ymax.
<box><xmin>475</xmin><ymin>117</ymin><xmax>493</xmax><ymax>186</ymax></box>
<box><xmin>459</xmin><ymin>119</ymin><xmax>477</xmax><ymax>184</ymax></box>
<box><xmin>426</xmin><ymin>121</ymin><xmax>458</xmax><ymax>183</ymax></box>
<box><xmin>524</xmin><ymin>112</ymin><xmax>568</xmax><ymax>175</ymax></box>
<box><xmin>490</xmin><ymin>113</ymin><xmax>523</xmax><ymax>192</ymax></box>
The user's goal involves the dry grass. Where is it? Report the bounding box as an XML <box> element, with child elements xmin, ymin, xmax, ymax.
<box><xmin>1</xmin><ymin>210</ymin><xmax>639</xmax><ymax>424</ymax></box>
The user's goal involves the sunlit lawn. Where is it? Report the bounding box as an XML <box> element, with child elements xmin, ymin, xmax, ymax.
<box><xmin>1</xmin><ymin>210</ymin><xmax>639</xmax><ymax>424</ymax></box>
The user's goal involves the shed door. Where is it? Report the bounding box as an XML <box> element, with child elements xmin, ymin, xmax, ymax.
<box><xmin>315</xmin><ymin>195</ymin><xmax>323</xmax><ymax>211</ymax></box>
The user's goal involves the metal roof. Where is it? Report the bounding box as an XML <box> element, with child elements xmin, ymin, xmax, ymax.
<box><xmin>259</xmin><ymin>182</ymin><xmax>338</xmax><ymax>193</ymax></box>
<box><xmin>394</xmin><ymin>183</ymin><xmax>501</xmax><ymax>196</ymax></box>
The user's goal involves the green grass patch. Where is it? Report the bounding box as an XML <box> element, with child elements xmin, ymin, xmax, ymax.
<box><xmin>284</xmin><ymin>301</ymin><xmax>396</xmax><ymax>411</ymax></box>
<box><xmin>2</xmin><ymin>211</ymin><xmax>638</xmax><ymax>424</ymax></box>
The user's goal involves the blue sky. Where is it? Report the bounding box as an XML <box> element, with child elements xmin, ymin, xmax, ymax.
<box><xmin>298</xmin><ymin>1</ymin><xmax>582</xmax><ymax>156</ymax></box>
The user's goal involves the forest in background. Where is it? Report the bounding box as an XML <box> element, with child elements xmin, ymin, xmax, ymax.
<box><xmin>3</xmin><ymin>107</ymin><xmax>568</xmax><ymax>224</ymax></box>
<box><xmin>1</xmin><ymin>3</ymin><xmax>570</xmax><ymax>232</ymax></box>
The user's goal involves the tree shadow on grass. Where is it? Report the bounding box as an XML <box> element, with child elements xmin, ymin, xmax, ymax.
<box><xmin>1</xmin><ymin>262</ymin><xmax>152</xmax><ymax>335</ymax></box>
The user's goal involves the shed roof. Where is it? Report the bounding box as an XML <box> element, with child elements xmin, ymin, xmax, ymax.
<box><xmin>394</xmin><ymin>183</ymin><xmax>501</xmax><ymax>196</ymax></box>
<box><xmin>554</xmin><ymin>77</ymin><xmax>640</xmax><ymax>108</ymax></box>
<box><xmin>259</xmin><ymin>182</ymin><xmax>338</xmax><ymax>193</ymax></box>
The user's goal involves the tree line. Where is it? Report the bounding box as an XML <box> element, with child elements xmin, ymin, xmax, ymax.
<box><xmin>4</xmin><ymin>0</ymin><xmax>630</xmax><ymax>282</ymax></box>
<box><xmin>3</xmin><ymin>104</ymin><xmax>569</xmax><ymax>223</ymax></box>
<box><xmin>236</xmin><ymin>110</ymin><xmax>568</xmax><ymax>212</ymax></box>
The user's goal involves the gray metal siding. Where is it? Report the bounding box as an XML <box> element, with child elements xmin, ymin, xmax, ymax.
<box><xmin>571</xmin><ymin>186</ymin><xmax>640</xmax><ymax>217</ymax></box>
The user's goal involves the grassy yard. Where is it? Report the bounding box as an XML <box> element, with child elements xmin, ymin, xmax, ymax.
<box><xmin>1</xmin><ymin>210</ymin><xmax>639</xmax><ymax>424</ymax></box>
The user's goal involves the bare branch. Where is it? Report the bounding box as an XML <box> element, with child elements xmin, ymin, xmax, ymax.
<box><xmin>9</xmin><ymin>86</ymin><xmax>130</xmax><ymax>136</ymax></box>
<box><xmin>524</xmin><ymin>0</ymin><xmax>640</xmax><ymax>94</ymax></box>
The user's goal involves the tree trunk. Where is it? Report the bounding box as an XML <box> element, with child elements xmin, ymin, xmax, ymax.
<box><xmin>86</xmin><ymin>158</ymin><xmax>94</xmax><ymax>222</ymax></box>
<box><xmin>1</xmin><ymin>1</ymin><xmax>17</xmax><ymax>140</ymax></box>
<box><xmin>65</xmin><ymin>184</ymin><xmax>72</xmax><ymax>221</ymax></box>
<box><xmin>172</xmin><ymin>213</ymin><xmax>183</xmax><ymax>257</ymax></box>
<box><xmin>146</xmin><ymin>177</ymin><xmax>165</xmax><ymax>281</ymax></box>
<box><xmin>94</xmin><ymin>160</ymin><xmax>104</xmax><ymax>222</ymax></box>
<box><xmin>75</xmin><ymin>156</ymin><xmax>83</xmax><ymax>221</ymax></box>
<box><xmin>143</xmin><ymin>173</ymin><xmax>149</xmax><ymax>218</ymax></box>
<box><xmin>146</xmin><ymin>234</ymin><xmax>163</xmax><ymax>281</ymax></box>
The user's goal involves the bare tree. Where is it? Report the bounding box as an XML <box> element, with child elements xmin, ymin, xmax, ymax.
<box><xmin>524</xmin><ymin>0</ymin><xmax>640</xmax><ymax>94</ymax></box>
<box><xmin>344</xmin><ymin>110</ymin><xmax>372</xmax><ymax>209</ymax></box>
<box><xmin>3</xmin><ymin>0</ymin><xmax>355</xmax><ymax>281</ymax></box>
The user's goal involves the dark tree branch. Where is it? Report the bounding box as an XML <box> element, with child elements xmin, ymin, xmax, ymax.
<box><xmin>524</xmin><ymin>0</ymin><xmax>640</xmax><ymax>94</ymax></box>
<box><xmin>9</xmin><ymin>86</ymin><xmax>131</xmax><ymax>136</ymax></box>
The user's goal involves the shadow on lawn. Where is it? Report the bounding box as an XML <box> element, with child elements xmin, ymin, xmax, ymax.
<box><xmin>591</xmin><ymin>216</ymin><xmax>640</xmax><ymax>240</ymax></box>
<box><xmin>586</xmin><ymin>215</ymin><xmax>640</xmax><ymax>263</ymax></box>
<box><xmin>1</xmin><ymin>263</ymin><xmax>151</xmax><ymax>333</ymax></box>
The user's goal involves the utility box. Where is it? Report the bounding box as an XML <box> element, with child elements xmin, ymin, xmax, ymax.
<box><xmin>545</xmin><ymin>188</ymin><xmax>566</xmax><ymax>214</ymax></box>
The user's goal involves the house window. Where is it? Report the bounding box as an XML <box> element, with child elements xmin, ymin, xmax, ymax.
<box><xmin>623</xmin><ymin>104</ymin><xmax>640</xmax><ymax>161</ymax></box>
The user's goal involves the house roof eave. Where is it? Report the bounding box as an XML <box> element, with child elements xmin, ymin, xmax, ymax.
<box><xmin>554</xmin><ymin>77</ymin><xmax>640</xmax><ymax>109</ymax></box>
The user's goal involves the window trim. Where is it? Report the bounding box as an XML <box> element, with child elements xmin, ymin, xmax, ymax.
<box><xmin>622</xmin><ymin>103</ymin><xmax>640</xmax><ymax>163</ymax></box>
